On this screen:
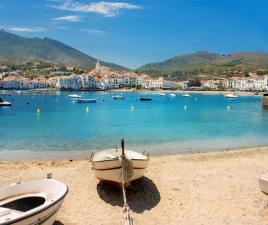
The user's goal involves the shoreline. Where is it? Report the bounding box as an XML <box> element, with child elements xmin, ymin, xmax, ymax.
<box><xmin>0</xmin><ymin>145</ymin><xmax>268</xmax><ymax>162</ymax></box>
<box><xmin>1</xmin><ymin>88</ymin><xmax>263</xmax><ymax>96</ymax></box>
<box><xmin>113</xmin><ymin>89</ymin><xmax>262</xmax><ymax>96</ymax></box>
<box><xmin>0</xmin><ymin>146</ymin><xmax>268</xmax><ymax>224</ymax></box>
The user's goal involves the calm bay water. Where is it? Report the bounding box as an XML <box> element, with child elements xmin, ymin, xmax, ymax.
<box><xmin>0</xmin><ymin>91</ymin><xmax>268</xmax><ymax>159</ymax></box>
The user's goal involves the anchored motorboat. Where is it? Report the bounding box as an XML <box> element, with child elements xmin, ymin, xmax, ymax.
<box><xmin>182</xmin><ymin>94</ymin><xmax>191</xmax><ymax>97</ymax></box>
<box><xmin>76</xmin><ymin>98</ymin><xmax>96</xmax><ymax>103</ymax></box>
<box><xmin>112</xmin><ymin>95</ymin><xmax>125</xmax><ymax>100</ymax></box>
<box><xmin>68</xmin><ymin>94</ymin><xmax>82</xmax><ymax>99</ymax></box>
<box><xmin>169</xmin><ymin>93</ymin><xmax>176</xmax><ymax>97</ymax></box>
<box><xmin>91</xmin><ymin>139</ymin><xmax>149</xmax><ymax>184</ymax></box>
<box><xmin>159</xmin><ymin>93</ymin><xmax>166</xmax><ymax>96</ymax></box>
<box><xmin>257</xmin><ymin>174</ymin><xmax>268</xmax><ymax>195</ymax></box>
<box><xmin>0</xmin><ymin>98</ymin><xmax>12</xmax><ymax>107</ymax></box>
<box><xmin>0</xmin><ymin>178</ymin><xmax>68</xmax><ymax>225</ymax></box>
<box><xmin>224</xmin><ymin>93</ymin><xmax>238</xmax><ymax>98</ymax></box>
<box><xmin>139</xmin><ymin>97</ymin><xmax>152</xmax><ymax>101</ymax></box>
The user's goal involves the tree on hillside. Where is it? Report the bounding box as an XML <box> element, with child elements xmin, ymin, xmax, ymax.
<box><xmin>188</xmin><ymin>78</ymin><xmax>202</xmax><ymax>87</ymax></box>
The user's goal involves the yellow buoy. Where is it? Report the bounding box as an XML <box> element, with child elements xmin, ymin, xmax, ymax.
<box><xmin>85</xmin><ymin>106</ymin><xmax>90</xmax><ymax>112</ymax></box>
<box><xmin>184</xmin><ymin>105</ymin><xmax>187</xmax><ymax>111</ymax></box>
<box><xmin>36</xmin><ymin>108</ymin><xmax>41</xmax><ymax>113</ymax></box>
<box><xmin>131</xmin><ymin>106</ymin><xmax>135</xmax><ymax>111</ymax></box>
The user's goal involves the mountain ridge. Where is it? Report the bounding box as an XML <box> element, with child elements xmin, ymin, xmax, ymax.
<box><xmin>136</xmin><ymin>51</ymin><xmax>268</xmax><ymax>80</ymax></box>
<box><xmin>0</xmin><ymin>29</ymin><xmax>129</xmax><ymax>71</ymax></box>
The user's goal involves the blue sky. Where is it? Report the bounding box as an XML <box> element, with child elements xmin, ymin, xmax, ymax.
<box><xmin>0</xmin><ymin>0</ymin><xmax>268</xmax><ymax>69</ymax></box>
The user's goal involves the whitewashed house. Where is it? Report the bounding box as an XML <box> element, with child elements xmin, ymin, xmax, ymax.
<box><xmin>56</xmin><ymin>75</ymin><xmax>83</xmax><ymax>90</ymax></box>
<box><xmin>160</xmin><ymin>78</ymin><xmax>178</xmax><ymax>89</ymax></box>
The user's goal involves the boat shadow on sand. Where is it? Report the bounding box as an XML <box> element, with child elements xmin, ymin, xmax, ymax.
<box><xmin>96</xmin><ymin>176</ymin><xmax>160</xmax><ymax>213</ymax></box>
<box><xmin>53</xmin><ymin>221</ymin><xmax>64</xmax><ymax>225</ymax></box>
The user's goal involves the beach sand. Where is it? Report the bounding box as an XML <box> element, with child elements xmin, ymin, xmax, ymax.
<box><xmin>0</xmin><ymin>147</ymin><xmax>268</xmax><ymax>225</ymax></box>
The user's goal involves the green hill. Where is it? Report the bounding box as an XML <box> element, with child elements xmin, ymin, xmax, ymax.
<box><xmin>0</xmin><ymin>29</ymin><xmax>128</xmax><ymax>70</ymax></box>
<box><xmin>137</xmin><ymin>51</ymin><xmax>268</xmax><ymax>80</ymax></box>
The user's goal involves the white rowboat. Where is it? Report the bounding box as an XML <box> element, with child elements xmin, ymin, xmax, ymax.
<box><xmin>0</xmin><ymin>179</ymin><xmax>68</xmax><ymax>225</ymax></box>
<box><xmin>257</xmin><ymin>174</ymin><xmax>268</xmax><ymax>195</ymax></box>
<box><xmin>91</xmin><ymin>141</ymin><xmax>149</xmax><ymax>183</ymax></box>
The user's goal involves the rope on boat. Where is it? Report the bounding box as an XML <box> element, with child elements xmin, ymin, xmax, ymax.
<box><xmin>120</xmin><ymin>139</ymin><xmax>134</xmax><ymax>225</ymax></box>
<box><xmin>120</xmin><ymin>154</ymin><xmax>134</xmax><ymax>186</ymax></box>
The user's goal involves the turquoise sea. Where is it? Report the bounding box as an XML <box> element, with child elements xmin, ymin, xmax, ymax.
<box><xmin>0</xmin><ymin>91</ymin><xmax>268</xmax><ymax>160</ymax></box>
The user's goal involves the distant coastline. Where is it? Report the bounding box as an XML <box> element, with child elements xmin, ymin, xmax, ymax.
<box><xmin>1</xmin><ymin>88</ymin><xmax>264</xmax><ymax>96</ymax></box>
<box><xmin>113</xmin><ymin>89</ymin><xmax>262</xmax><ymax>96</ymax></box>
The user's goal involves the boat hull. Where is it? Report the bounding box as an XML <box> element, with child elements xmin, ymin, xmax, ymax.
<box><xmin>92</xmin><ymin>150</ymin><xmax>149</xmax><ymax>183</ymax></box>
<box><xmin>0</xmin><ymin>179</ymin><xmax>68</xmax><ymax>225</ymax></box>
<box><xmin>0</xmin><ymin>103</ymin><xmax>12</xmax><ymax>107</ymax></box>
<box><xmin>76</xmin><ymin>99</ymin><xmax>96</xmax><ymax>103</ymax></box>
<box><xmin>224</xmin><ymin>94</ymin><xmax>238</xmax><ymax>98</ymax></box>
<box><xmin>139</xmin><ymin>98</ymin><xmax>152</xmax><ymax>101</ymax></box>
<box><xmin>68</xmin><ymin>95</ymin><xmax>82</xmax><ymax>99</ymax></box>
<box><xmin>93</xmin><ymin>159</ymin><xmax>149</xmax><ymax>183</ymax></box>
<box><xmin>257</xmin><ymin>174</ymin><xmax>268</xmax><ymax>195</ymax></box>
<box><xmin>112</xmin><ymin>96</ymin><xmax>124</xmax><ymax>100</ymax></box>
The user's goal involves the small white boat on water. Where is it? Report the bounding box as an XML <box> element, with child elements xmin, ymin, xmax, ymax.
<box><xmin>112</xmin><ymin>95</ymin><xmax>125</xmax><ymax>100</ymax></box>
<box><xmin>169</xmin><ymin>93</ymin><xmax>176</xmax><ymax>97</ymax></box>
<box><xmin>0</xmin><ymin>98</ymin><xmax>12</xmax><ymax>107</ymax></box>
<box><xmin>68</xmin><ymin>94</ymin><xmax>82</xmax><ymax>99</ymax></box>
<box><xmin>224</xmin><ymin>93</ymin><xmax>238</xmax><ymax>98</ymax></box>
<box><xmin>0</xmin><ymin>178</ymin><xmax>68</xmax><ymax>225</ymax></box>
<box><xmin>91</xmin><ymin>139</ymin><xmax>149</xmax><ymax>184</ymax></box>
<box><xmin>159</xmin><ymin>93</ymin><xmax>166</xmax><ymax>96</ymax></box>
<box><xmin>182</xmin><ymin>94</ymin><xmax>191</xmax><ymax>97</ymax></box>
<box><xmin>257</xmin><ymin>174</ymin><xmax>268</xmax><ymax>195</ymax></box>
<box><xmin>76</xmin><ymin>98</ymin><xmax>96</xmax><ymax>103</ymax></box>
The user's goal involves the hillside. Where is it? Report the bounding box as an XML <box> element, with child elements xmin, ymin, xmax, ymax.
<box><xmin>0</xmin><ymin>29</ymin><xmax>128</xmax><ymax>70</ymax></box>
<box><xmin>137</xmin><ymin>51</ymin><xmax>268</xmax><ymax>80</ymax></box>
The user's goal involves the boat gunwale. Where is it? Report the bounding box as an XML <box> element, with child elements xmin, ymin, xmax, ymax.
<box><xmin>93</xmin><ymin>166</ymin><xmax>147</xmax><ymax>171</ymax></box>
<box><xmin>91</xmin><ymin>158</ymin><xmax>150</xmax><ymax>163</ymax></box>
<box><xmin>0</xmin><ymin>182</ymin><xmax>68</xmax><ymax>225</ymax></box>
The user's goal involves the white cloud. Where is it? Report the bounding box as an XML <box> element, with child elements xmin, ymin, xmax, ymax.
<box><xmin>52</xmin><ymin>1</ymin><xmax>142</xmax><ymax>17</ymax></box>
<box><xmin>9</xmin><ymin>27</ymin><xmax>44</xmax><ymax>32</ymax></box>
<box><xmin>53</xmin><ymin>15</ymin><xmax>81</xmax><ymax>22</ymax></box>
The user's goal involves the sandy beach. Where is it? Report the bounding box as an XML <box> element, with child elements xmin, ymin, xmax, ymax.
<box><xmin>0</xmin><ymin>147</ymin><xmax>268</xmax><ymax>225</ymax></box>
